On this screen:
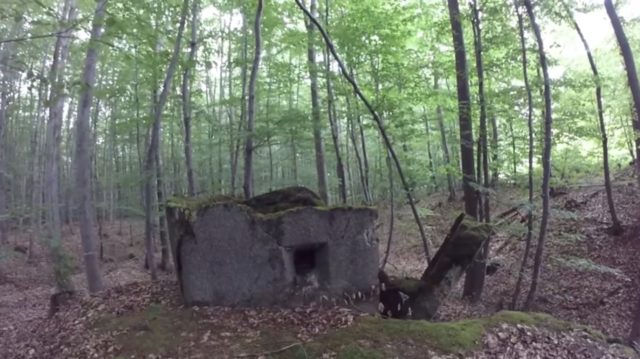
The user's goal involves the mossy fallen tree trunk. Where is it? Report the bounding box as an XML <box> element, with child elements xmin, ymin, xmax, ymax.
<box><xmin>380</xmin><ymin>214</ymin><xmax>491</xmax><ymax>320</ymax></box>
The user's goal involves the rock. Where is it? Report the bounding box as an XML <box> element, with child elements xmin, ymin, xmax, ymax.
<box><xmin>166</xmin><ymin>187</ymin><xmax>379</xmax><ymax>307</ymax></box>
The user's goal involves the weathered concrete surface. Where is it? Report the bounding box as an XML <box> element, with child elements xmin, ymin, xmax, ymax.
<box><xmin>166</xmin><ymin>187</ymin><xmax>378</xmax><ymax>307</ymax></box>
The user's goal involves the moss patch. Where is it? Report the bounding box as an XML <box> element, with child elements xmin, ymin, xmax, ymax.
<box><xmin>273</xmin><ymin>311</ymin><xmax>611</xmax><ymax>358</ymax></box>
<box><xmin>94</xmin><ymin>304</ymin><xmax>196</xmax><ymax>357</ymax></box>
<box><xmin>95</xmin><ymin>306</ymin><xmax>613</xmax><ymax>359</ymax></box>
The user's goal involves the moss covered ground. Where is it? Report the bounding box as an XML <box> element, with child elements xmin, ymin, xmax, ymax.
<box><xmin>94</xmin><ymin>304</ymin><xmax>615</xmax><ymax>358</ymax></box>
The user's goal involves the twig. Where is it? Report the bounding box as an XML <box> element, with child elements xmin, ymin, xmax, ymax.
<box><xmin>235</xmin><ymin>342</ymin><xmax>304</xmax><ymax>358</ymax></box>
<box><xmin>0</xmin><ymin>21</ymin><xmax>82</xmax><ymax>45</ymax></box>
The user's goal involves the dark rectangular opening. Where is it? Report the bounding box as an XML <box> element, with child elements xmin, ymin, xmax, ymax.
<box><xmin>294</xmin><ymin>247</ymin><xmax>317</xmax><ymax>276</ymax></box>
<box><xmin>292</xmin><ymin>243</ymin><xmax>328</xmax><ymax>286</ymax></box>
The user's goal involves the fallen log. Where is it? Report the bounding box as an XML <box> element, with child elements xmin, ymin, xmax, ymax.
<box><xmin>379</xmin><ymin>214</ymin><xmax>491</xmax><ymax>320</ymax></box>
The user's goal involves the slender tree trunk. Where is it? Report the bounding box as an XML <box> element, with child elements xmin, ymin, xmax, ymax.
<box><xmin>0</xmin><ymin>19</ymin><xmax>24</xmax><ymax>245</ymax></box>
<box><xmin>215</xmin><ymin>25</ymin><xmax>225</xmax><ymax>193</ymax></box>
<box><xmin>74</xmin><ymin>0</ymin><xmax>107</xmax><ymax>294</ymax></box>
<box><xmin>464</xmin><ymin>0</ymin><xmax>489</xmax><ymax>301</ymax></box>
<box><xmin>381</xmin><ymin>150</ymin><xmax>395</xmax><ymax>270</ymax></box>
<box><xmin>27</xmin><ymin>57</ymin><xmax>48</xmax><ymax>258</ymax></box>
<box><xmin>144</xmin><ymin>0</ymin><xmax>189</xmax><ymax>281</ymax></box>
<box><xmin>290</xmin><ymin>131</ymin><xmax>298</xmax><ymax>184</ymax></box>
<box><xmin>508</xmin><ymin>117</ymin><xmax>517</xmax><ymax>179</ymax></box>
<box><xmin>435</xmin><ymin>78</ymin><xmax>456</xmax><ymax>201</ymax></box>
<box><xmin>323</xmin><ymin>0</ymin><xmax>347</xmax><ymax>204</ymax></box>
<box><xmin>295</xmin><ymin>0</ymin><xmax>432</xmax><ymax>260</ymax></box>
<box><xmin>447</xmin><ymin>0</ymin><xmax>477</xmax><ymax>220</ymax></box>
<box><xmin>243</xmin><ymin>0</ymin><xmax>263</xmax><ymax>199</ymax></box>
<box><xmin>346</xmin><ymin>95</ymin><xmax>370</xmax><ymax>204</ymax></box>
<box><xmin>64</xmin><ymin>98</ymin><xmax>75</xmax><ymax>226</ymax></box>
<box><xmin>225</xmin><ymin>22</ymin><xmax>236</xmax><ymax>194</ymax></box>
<box><xmin>233</xmin><ymin>10</ymin><xmax>249</xmax><ymax>196</ymax></box>
<box><xmin>604</xmin><ymin>0</ymin><xmax>640</xmax><ymax>345</ymax></box>
<box><xmin>324</xmin><ymin>54</ymin><xmax>347</xmax><ymax>203</ymax></box>
<box><xmin>155</xmin><ymin>150</ymin><xmax>170</xmax><ymax>271</ymax></box>
<box><xmin>182</xmin><ymin>0</ymin><xmax>199</xmax><ymax>196</ymax></box>
<box><xmin>620</xmin><ymin>114</ymin><xmax>637</xmax><ymax>164</ymax></box>
<box><xmin>511</xmin><ymin>0</ymin><xmax>535</xmax><ymax>310</ymax></box>
<box><xmin>357</xmin><ymin>110</ymin><xmax>372</xmax><ymax>202</ymax></box>
<box><xmin>563</xmin><ymin>4</ymin><xmax>621</xmax><ymax>234</ymax></box>
<box><xmin>304</xmin><ymin>0</ymin><xmax>329</xmax><ymax>203</ymax></box>
<box><xmin>524</xmin><ymin>0</ymin><xmax>553</xmax><ymax>310</ymax></box>
<box><xmin>45</xmin><ymin>0</ymin><xmax>77</xmax><ymax>292</ymax></box>
<box><xmin>423</xmin><ymin>111</ymin><xmax>437</xmax><ymax>191</ymax></box>
<box><xmin>490</xmin><ymin>114</ymin><xmax>499</xmax><ymax>185</ymax></box>
<box><xmin>605</xmin><ymin>0</ymin><xmax>640</xmax><ymax>181</ymax></box>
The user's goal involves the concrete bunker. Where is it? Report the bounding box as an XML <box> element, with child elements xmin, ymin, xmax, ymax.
<box><xmin>166</xmin><ymin>186</ymin><xmax>379</xmax><ymax>307</ymax></box>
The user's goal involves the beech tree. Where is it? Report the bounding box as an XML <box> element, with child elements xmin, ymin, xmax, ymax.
<box><xmin>45</xmin><ymin>0</ymin><xmax>77</xmax><ymax>292</ymax></box>
<box><xmin>74</xmin><ymin>0</ymin><xmax>108</xmax><ymax>294</ymax></box>
<box><xmin>605</xmin><ymin>0</ymin><xmax>640</xmax><ymax>182</ymax></box>
<box><xmin>523</xmin><ymin>0</ymin><xmax>553</xmax><ymax>310</ymax></box>
<box><xmin>463</xmin><ymin>0</ymin><xmax>490</xmax><ymax>302</ymax></box>
<box><xmin>510</xmin><ymin>0</ymin><xmax>535</xmax><ymax>310</ymax></box>
<box><xmin>303</xmin><ymin>0</ymin><xmax>329</xmax><ymax>203</ymax></box>
<box><xmin>182</xmin><ymin>0</ymin><xmax>200</xmax><ymax>196</ymax></box>
<box><xmin>243</xmin><ymin>0</ymin><xmax>264</xmax><ymax>199</ymax></box>
<box><xmin>563</xmin><ymin>2</ymin><xmax>621</xmax><ymax>235</ymax></box>
<box><xmin>143</xmin><ymin>0</ymin><xmax>189</xmax><ymax>280</ymax></box>
<box><xmin>447</xmin><ymin>0</ymin><xmax>480</xmax><ymax>297</ymax></box>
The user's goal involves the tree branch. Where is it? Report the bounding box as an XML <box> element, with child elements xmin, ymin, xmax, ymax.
<box><xmin>294</xmin><ymin>0</ymin><xmax>432</xmax><ymax>261</ymax></box>
<box><xmin>0</xmin><ymin>22</ymin><xmax>82</xmax><ymax>45</ymax></box>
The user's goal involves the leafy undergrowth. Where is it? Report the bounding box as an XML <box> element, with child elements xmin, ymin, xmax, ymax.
<box><xmin>380</xmin><ymin>167</ymin><xmax>640</xmax><ymax>342</ymax></box>
<box><xmin>1</xmin><ymin>276</ymin><xmax>634</xmax><ymax>358</ymax></box>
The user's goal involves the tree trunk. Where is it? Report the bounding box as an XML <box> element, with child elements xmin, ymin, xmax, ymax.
<box><xmin>182</xmin><ymin>0</ymin><xmax>199</xmax><ymax>196</ymax></box>
<box><xmin>564</xmin><ymin>3</ymin><xmax>621</xmax><ymax>234</ymax></box>
<box><xmin>511</xmin><ymin>0</ymin><xmax>535</xmax><ymax>310</ymax></box>
<box><xmin>233</xmin><ymin>10</ymin><xmax>249</xmax><ymax>196</ymax></box>
<box><xmin>73</xmin><ymin>0</ymin><xmax>108</xmax><ymax>294</ymax></box>
<box><xmin>490</xmin><ymin>114</ymin><xmax>499</xmax><ymax>185</ymax></box>
<box><xmin>45</xmin><ymin>0</ymin><xmax>77</xmax><ymax>292</ymax></box>
<box><xmin>381</xmin><ymin>150</ymin><xmax>395</xmax><ymax>270</ymax></box>
<box><xmin>0</xmin><ymin>19</ymin><xmax>24</xmax><ymax>245</ymax></box>
<box><xmin>243</xmin><ymin>0</ymin><xmax>263</xmax><ymax>199</ymax></box>
<box><xmin>304</xmin><ymin>0</ymin><xmax>329</xmax><ymax>203</ymax></box>
<box><xmin>295</xmin><ymin>0</ymin><xmax>432</xmax><ymax>260</ymax></box>
<box><xmin>155</xmin><ymin>150</ymin><xmax>170</xmax><ymax>271</ymax></box>
<box><xmin>423</xmin><ymin>111</ymin><xmax>437</xmax><ymax>191</ymax></box>
<box><xmin>323</xmin><ymin>1</ymin><xmax>346</xmax><ymax>204</ymax></box>
<box><xmin>144</xmin><ymin>0</ymin><xmax>189</xmax><ymax>281</ymax></box>
<box><xmin>447</xmin><ymin>0</ymin><xmax>477</xmax><ymax>219</ymax></box>
<box><xmin>605</xmin><ymin>0</ymin><xmax>640</xmax><ymax>181</ymax></box>
<box><xmin>435</xmin><ymin>78</ymin><xmax>456</xmax><ymax>201</ymax></box>
<box><xmin>524</xmin><ymin>0</ymin><xmax>553</xmax><ymax>310</ymax></box>
<box><xmin>463</xmin><ymin>0</ymin><xmax>490</xmax><ymax>302</ymax></box>
<box><xmin>346</xmin><ymin>96</ymin><xmax>369</xmax><ymax>204</ymax></box>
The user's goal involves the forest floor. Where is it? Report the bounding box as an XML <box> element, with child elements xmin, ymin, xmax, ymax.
<box><xmin>0</xmin><ymin>169</ymin><xmax>639</xmax><ymax>358</ymax></box>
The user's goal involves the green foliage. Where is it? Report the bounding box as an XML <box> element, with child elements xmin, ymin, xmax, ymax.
<box><xmin>556</xmin><ymin>232</ymin><xmax>585</xmax><ymax>243</ymax></box>
<box><xmin>48</xmin><ymin>239</ymin><xmax>75</xmax><ymax>292</ymax></box>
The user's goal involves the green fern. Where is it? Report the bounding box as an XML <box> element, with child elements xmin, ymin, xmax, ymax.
<box><xmin>553</xmin><ymin>255</ymin><xmax>629</xmax><ymax>280</ymax></box>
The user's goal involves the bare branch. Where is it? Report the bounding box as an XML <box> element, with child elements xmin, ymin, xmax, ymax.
<box><xmin>294</xmin><ymin>0</ymin><xmax>432</xmax><ymax>261</ymax></box>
